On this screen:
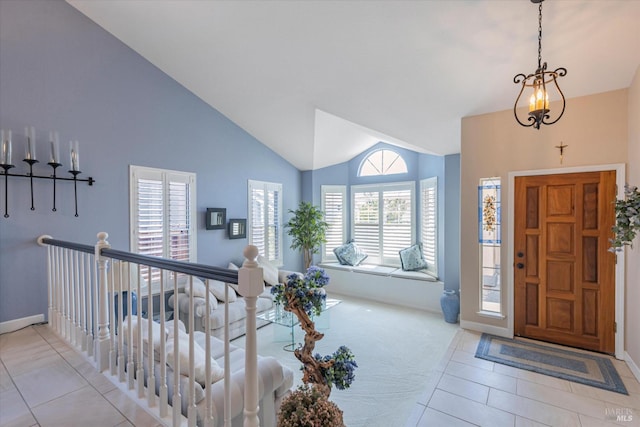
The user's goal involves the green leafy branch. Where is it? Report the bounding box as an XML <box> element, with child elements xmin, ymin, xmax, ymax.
<box><xmin>610</xmin><ymin>185</ymin><xmax>640</xmax><ymax>252</ymax></box>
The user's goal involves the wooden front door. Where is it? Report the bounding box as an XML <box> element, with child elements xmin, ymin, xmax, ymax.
<box><xmin>514</xmin><ymin>171</ymin><xmax>616</xmax><ymax>354</ymax></box>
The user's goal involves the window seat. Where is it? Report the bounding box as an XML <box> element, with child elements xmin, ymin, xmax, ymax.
<box><xmin>320</xmin><ymin>262</ymin><xmax>438</xmax><ymax>281</ymax></box>
<box><xmin>319</xmin><ymin>262</ymin><xmax>443</xmax><ymax>314</ymax></box>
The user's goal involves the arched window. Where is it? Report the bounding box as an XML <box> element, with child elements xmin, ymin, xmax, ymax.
<box><xmin>358</xmin><ymin>149</ymin><xmax>408</xmax><ymax>177</ymax></box>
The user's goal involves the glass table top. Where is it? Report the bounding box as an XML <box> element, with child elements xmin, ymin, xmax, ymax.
<box><xmin>257</xmin><ymin>298</ymin><xmax>341</xmax><ymax>327</ymax></box>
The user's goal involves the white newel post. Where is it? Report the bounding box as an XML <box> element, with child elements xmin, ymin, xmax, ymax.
<box><xmin>239</xmin><ymin>245</ymin><xmax>264</xmax><ymax>427</ymax></box>
<box><xmin>95</xmin><ymin>232</ymin><xmax>111</xmax><ymax>372</ymax></box>
<box><xmin>37</xmin><ymin>235</ymin><xmax>54</xmax><ymax>328</ymax></box>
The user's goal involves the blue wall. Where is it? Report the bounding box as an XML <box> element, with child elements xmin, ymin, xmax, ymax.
<box><xmin>443</xmin><ymin>154</ymin><xmax>461</xmax><ymax>291</ymax></box>
<box><xmin>0</xmin><ymin>0</ymin><xmax>302</xmax><ymax>323</ymax></box>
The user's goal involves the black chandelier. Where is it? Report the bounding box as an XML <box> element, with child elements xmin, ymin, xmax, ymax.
<box><xmin>513</xmin><ymin>0</ymin><xmax>567</xmax><ymax>129</ymax></box>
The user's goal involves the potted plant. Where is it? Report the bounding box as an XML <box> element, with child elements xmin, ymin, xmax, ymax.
<box><xmin>610</xmin><ymin>185</ymin><xmax>640</xmax><ymax>252</ymax></box>
<box><xmin>286</xmin><ymin>201</ymin><xmax>329</xmax><ymax>270</ymax></box>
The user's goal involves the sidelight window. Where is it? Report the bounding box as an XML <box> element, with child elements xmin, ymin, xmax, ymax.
<box><xmin>479</xmin><ymin>177</ymin><xmax>501</xmax><ymax>313</ymax></box>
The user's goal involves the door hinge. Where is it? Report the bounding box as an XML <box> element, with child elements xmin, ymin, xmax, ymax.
<box><xmin>614</xmin><ymin>322</ymin><xmax>617</xmax><ymax>333</ymax></box>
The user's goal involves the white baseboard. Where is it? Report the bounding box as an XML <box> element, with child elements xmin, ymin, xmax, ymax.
<box><xmin>625</xmin><ymin>351</ymin><xmax>640</xmax><ymax>383</ymax></box>
<box><xmin>460</xmin><ymin>319</ymin><xmax>510</xmax><ymax>338</ymax></box>
<box><xmin>0</xmin><ymin>314</ymin><xmax>46</xmax><ymax>334</ymax></box>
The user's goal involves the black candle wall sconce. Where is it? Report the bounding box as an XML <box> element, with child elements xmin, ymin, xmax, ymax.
<box><xmin>0</xmin><ymin>128</ymin><xmax>95</xmax><ymax>218</ymax></box>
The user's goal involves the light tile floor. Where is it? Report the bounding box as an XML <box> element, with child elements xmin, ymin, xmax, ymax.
<box><xmin>405</xmin><ymin>330</ymin><xmax>640</xmax><ymax>427</ymax></box>
<box><xmin>2</xmin><ymin>324</ymin><xmax>639</xmax><ymax>427</ymax></box>
<box><xmin>0</xmin><ymin>324</ymin><xmax>162</xmax><ymax>427</ymax></box>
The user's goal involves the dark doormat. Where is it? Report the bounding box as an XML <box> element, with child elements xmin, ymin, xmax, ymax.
<box><xmin>475</xmin><ymin>333</ymin><xmax>628</xmax><ymax>395</ymax></box>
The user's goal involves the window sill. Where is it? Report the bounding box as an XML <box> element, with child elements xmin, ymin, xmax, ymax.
<box><xmin>476</xmin><ymin>310</ymin><xmax>505</xmax><ymax>319</ymax></box>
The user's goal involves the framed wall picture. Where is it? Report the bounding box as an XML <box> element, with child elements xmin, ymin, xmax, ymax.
<box><xmin>229</xmin><ymin>218</ymin><xmax>246</xmax><ymax>239</ymax></box>
<box><xmin>206</xmin><ymin>208</ymin><xmax>226</xmax><ymax>230</ymax></box>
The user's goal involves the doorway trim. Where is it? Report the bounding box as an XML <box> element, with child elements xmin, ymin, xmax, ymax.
<box><xmin>507</xmin><ymin>163</ymin><xmax>626</xmax><ymax>359</ymax></box>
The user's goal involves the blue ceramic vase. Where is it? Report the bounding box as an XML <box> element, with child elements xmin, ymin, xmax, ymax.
<box><xmin>440</xmin><ymin>289</ymin><xmax>460</xmax><ymax>323</ymax></box>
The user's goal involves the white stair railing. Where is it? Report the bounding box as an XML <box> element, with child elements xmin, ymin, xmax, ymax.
<box><xmin>37</xmin><ymin>232</ymin><xmax>265</xmax><ymax>427</ymax></box>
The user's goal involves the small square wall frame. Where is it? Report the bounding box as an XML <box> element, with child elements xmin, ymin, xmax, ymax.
<box><xmin>229</xmin><ymin>218</ymin><xmax>246</xmax><ymax>239</ymax></box>
<box><xmin>206</xmin><ymin>208</ymin><xmax>226</xmax><ymax>230</ymax></box>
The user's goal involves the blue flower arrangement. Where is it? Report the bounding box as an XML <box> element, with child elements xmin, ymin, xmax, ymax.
<box><xmin>271</xmin><ymin>266</ymin><xmax>329</xmax><ymax>316</ymax></box>
<box><xmin>315</xmin><ymin>346</ymin><xmax>358</xmax><ymax>390</ymax></box>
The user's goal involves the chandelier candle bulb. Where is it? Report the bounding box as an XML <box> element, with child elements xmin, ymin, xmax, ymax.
<box><xmin>536</xmin><ymin>90</ymin><xmax>544</xmax><ymax>110</ymax></box>
<box><xmin>1</xmin><ymin>130</ymin><xmax>12</xmax><ymax>165</ymax></box>
<box><xmin>25</xmin><ymin>126</ymin><xmax>36</xmax><ymax>161</ymax></box>
<box><xmin>70</xmin><ymin>140</ymin><xmax>79</xmax><ymax>171</ymax></box>
<box><xmin>49</xmin><ymin>132</ymin><xmax>60</xmax><ymax>164</ymax></box>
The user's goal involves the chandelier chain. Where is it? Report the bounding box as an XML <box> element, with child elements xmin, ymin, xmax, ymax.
<box><xmin>537</xmin><ymin>2</ymin><xmax>543</xmax><ymax>69</ymax></box>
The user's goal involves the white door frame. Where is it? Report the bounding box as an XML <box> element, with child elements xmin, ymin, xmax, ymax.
<box><xmin>507</xmin><ymin>163</ymin><xmax>626</xmax><ymax>359</ymax></box>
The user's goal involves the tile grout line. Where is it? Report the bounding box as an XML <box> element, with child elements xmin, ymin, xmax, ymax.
<box><xmin>30</xmin><ymin>325</ymin><xmax>143</xmax><ymax>427</ymax></box>
<box><xmin>0</xmin><ymin>325</ymin><xmax>50</xmax><ymax>427</ymax></box>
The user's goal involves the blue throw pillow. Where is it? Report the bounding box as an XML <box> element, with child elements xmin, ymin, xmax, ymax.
<box><xmin>334</xmin><ymin>242</ymin><xmax>368</xmax><ymax>266</ymax></box>
<box><xmin>399</xmin><ymin>243</ymin><xmax>428</xmax><ymax>271</ymax></box>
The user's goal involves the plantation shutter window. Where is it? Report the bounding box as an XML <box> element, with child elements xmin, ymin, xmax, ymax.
<box><xmin>382</xmin><ymin>188</ymin><xmax>412</xmax><ymax>260</ymax></box>
<box><xmin>321</xmin><ymin>185</ymin><xmax>347</xmax><ymax>261</ymax></box>
<box><xmin>248</xmin><ymin>180</ymin><xmax>283</xmax><ymax>266</ymax></box>
<box><xmin>351</xmin><ymin>182</ymin><xmax>415</xmax><ymax>266</ymax></box>
<box><xmin>136</xmin><ymin>177</ymin><xmax>164</xmax><ymax>259</ymax></box>
<box><xmin>420</xmin><ymin>177</ymin><xmax>438</xmax><ymax>277</ymax></box>
<box><xmin>130</xmin><ymin>166</ymin><xmax>196</xmax><ymax>284</ymax></box>
<box><xmin>353</xmin><ymin>191</ymin><xmax>380</xmax><ymax>261</ymax></box>
<box><xmin>169</xmin><ymin>180</ymin><xmax>191</xmax><ymax>262</ymax></box>
<box><xmin>250</xmin><ymin>186</ymin><xmax>266</xmax><ymax>254</ymax></box>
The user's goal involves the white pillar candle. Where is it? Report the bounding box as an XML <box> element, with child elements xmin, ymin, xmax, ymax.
<box><xmin>49</xmin><ymin>131</ymin><xmax>60</xmax><ymax>163</ymax></box>
<box><xmin>70</xmin><ymin>140</ymin><xmax>79</xmax><ymax>171</ymax></box>
<box><xmin>1</xmin><ymin>130</ymin><xmax>12</xmax><ymax>165</ymax></box>
<box><xmin>25</xmin><ymin>126</ymin><xmax>36</xmax><ymax>160</ymax></box>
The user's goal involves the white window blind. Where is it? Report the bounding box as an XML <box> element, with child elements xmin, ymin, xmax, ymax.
<box><xmin>382</xmin><ymin>188</ymin><xmax>413</xmax><ymax>260</ymax></box>
<box><xmin>248</xmin><ymin>180</ymin><xmax>283</xmax><ymax>266</ymax></box>
<box><xmin>321</xmin><ymin>185</ymin><xmax>347</xmax><ymax>261</ymax></box>
<box><xmin>353</xmin><ymin>190</ymin><xmax>380</xmax><ymax>260</ymax></box>
<box><xmin>351</xmin><ymin>182</ymin><xmax>415</xmax><ymax>265</ymax></box>
<box><xmin>169</xmin><ymin>181</ymin><xmax>191</xmax><ymax>262</ymax></box>
<box><xmin>130</xmin><ymin>166</ymin><xmax>196</xmax><ymax>283</ymax></box>
<box><xmin>420</xmin><ymin>177</ymin><xmax>438</xmax><ymax>277</ymax></box>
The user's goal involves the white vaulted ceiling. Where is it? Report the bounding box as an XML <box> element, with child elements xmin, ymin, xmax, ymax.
<box><xmin>67</xmin><ymin>0</ymin><xmax>640</xmax><ymax>171</ymax></box>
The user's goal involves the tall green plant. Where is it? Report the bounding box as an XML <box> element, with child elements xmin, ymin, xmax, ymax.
<box><xmin>286</xmin><ymin>202</ymin><xmax>329</xmax><ymax>269</ymax></box>
<box><xmin>610</xmin><ymin>185</ymin><xmax>640</xmax><ymax>252</ymax></box>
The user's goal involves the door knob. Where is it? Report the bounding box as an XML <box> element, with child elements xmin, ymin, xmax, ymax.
<box><xmin>516</xmin><ymin>263</ymin><xmax>525</xmax><ymax>269</ymax></box>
